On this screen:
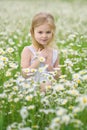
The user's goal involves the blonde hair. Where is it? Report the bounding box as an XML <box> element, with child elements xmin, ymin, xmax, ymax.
<box><xmin>30</xmin><ymin>12</ymin><xmax>56</xmax><ymax>49</ymax></box>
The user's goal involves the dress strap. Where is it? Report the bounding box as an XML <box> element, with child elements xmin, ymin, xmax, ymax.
<box><xmin>27</xmin><ymin>45</ymin><xmax>36</xmax><ymax>56</ymax></box>
<box><xmin>52</xmin><ymin>49</ymin><xmax>58</xmax><ymax>65</ymax></box>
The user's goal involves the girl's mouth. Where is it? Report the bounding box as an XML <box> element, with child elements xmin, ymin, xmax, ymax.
<box><xmin>41</xmin><ymin>39</ymin><xmax>48</xmax><ymax>42</ymax></box>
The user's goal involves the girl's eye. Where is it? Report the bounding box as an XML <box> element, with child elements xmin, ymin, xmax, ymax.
<box><xmin>46</xmin><ymin>31</ymin><xmax>51</xmax><ymax>34</ymax></box>
<box><xmin>38</xmin><ymin>31</ymin><xmax>43</xmax><ymax>34</ymax></box>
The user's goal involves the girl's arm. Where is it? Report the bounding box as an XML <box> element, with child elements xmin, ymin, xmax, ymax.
<box><xmin>21</xmin><ymin>47</ymin><xmax>41</xmax><ymax>78</ymax></box>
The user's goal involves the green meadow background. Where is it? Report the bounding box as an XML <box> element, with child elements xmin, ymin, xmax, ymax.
<box><xmin>0</xmin><ymin>0</ymin><xmax>87</xmax><ymax>130</ymax></box>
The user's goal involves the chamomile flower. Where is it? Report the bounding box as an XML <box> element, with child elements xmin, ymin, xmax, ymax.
<box><xmin>46</xmin><ymin>85</ymin><xmax>52</xmax><ymax>91</ymax></box>
<box><xmin>25</xmin><ymin>95</ymin><xmax>33</xmax><ymax>101</ymax></box>
<box><xmin>0</xmin><ymin>56</ymin><xmax>8</xmax><ymax>62</ymax></box>
<box><xmin>7</xmin><ymin>47</ymin><xmax>14</xmax><ymax>53</ymax></box>
<box><xmin>20</xmin><ymin>106</ymin><xmax>28</xmax><ymax>120</ymax></box>
<box><xmin>76</xmin><ymin>95</ymin><xmax>87</xmax><ymax>110</ymax></box>
<box><xmin>38</xmin><ymin>56</ymin><xmax>45</xmax><ymax>62</ymax></box>
<box><xmin>9</xmin><ymin>62</ymin><xmax>18</xmax><ymax>69</ymax></box>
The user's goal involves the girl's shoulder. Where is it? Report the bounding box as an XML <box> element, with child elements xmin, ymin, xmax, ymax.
<box><xmin>21</xmin><ymin>45</ymin><xmax>32</xmax><ymax>55</ymax></box>
<box><xmin>23</xmin><ymin>45</ymin><xmax>31</xmax><ymax>49</ymax></box>
<box><xmin>23</xmin><ymin>45</ymin><xmax>33</xmax><ymax>51</ymax></box>
<box><xmin>22</xmin><ymin>45</ymin><xmax>36</xmax><ymax>56</ymax></box>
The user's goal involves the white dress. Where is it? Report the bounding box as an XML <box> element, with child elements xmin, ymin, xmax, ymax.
<box><xmin>27</xmin><ymin>45</ymin><xmax>58</xmax><ymax>83</ymax></box>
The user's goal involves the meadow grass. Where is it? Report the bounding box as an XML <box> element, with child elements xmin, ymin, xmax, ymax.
<box><xmin>0</xmin><ymin>0</ymin><xmax>87</xmax><ymax>130</ymax></box>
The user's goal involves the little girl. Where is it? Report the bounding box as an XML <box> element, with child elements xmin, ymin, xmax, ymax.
<box><xmin>21</xmin><ymin>12</ymin><xmax>61</xmax><ymax>91</ymax></box>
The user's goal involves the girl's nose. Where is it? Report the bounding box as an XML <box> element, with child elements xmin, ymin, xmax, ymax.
<box><xmin>42</xmin><ymin>33</ymin><xmax>47</xmax><ymax>38</ymax></box>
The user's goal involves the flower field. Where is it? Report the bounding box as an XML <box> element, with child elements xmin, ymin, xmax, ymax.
<box><xmin>0</xmin><ymin>0</ymin><xmax>87</xmax><ymax>130</ymax></box>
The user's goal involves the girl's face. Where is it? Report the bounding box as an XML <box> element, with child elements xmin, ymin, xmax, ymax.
<box><xmin>34</xmin><ymin>23</ymin><xmax>53</xmax><ymax>47</ymax></box>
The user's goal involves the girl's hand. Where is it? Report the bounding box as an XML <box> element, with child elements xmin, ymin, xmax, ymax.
<box><xmin>37</xmin><ymin>48</ymin><xmax>48</xmax><ymax>59</ymax></box>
